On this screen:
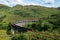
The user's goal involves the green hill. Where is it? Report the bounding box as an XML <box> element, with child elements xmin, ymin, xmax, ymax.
<box><xmin>0</xmin><ymin>4</ymin><xmax>59</xmax><ymax>27</ymax></box>
<box><xmin>0</xmin><ymin>4</ymin><xmax>60</xmax><ymax>40</ymax></box>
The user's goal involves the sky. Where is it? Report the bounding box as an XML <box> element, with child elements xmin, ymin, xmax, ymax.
<box><xmin>0</xmin><ymin>0</ymin><xmax>60</xmax><ymax>8</ymax></box>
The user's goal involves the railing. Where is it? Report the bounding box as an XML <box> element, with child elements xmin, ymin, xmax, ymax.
<box><xmin>16</xmin><ymin>20</ymin><xmax>38</xmax><ymax>23</ymax></box>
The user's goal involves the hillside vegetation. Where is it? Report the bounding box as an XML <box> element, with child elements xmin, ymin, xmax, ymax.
<box><xmin>0</xmin><ymin>4</ymin><xmax>60</xmax><ymax>40</ymax></box>
<box><xmin>0</xmin><ymin>4</ymin><xmax>59</xmax><ymax>26</ymax></box>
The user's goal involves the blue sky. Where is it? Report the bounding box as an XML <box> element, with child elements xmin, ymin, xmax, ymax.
<box><xmin>0</xmin><ymin>0</ymin><xmax>60</xmax><ymax>8</ymax></box>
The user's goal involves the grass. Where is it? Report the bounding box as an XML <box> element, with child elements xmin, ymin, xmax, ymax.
<box><xmin>0</xmin><ymin>4</ymin><xmax>59</xmax><ymax>27</ymax></box>
<box><xmin>0</xmin><ymin>30</ymin><xmax>11</xmax><ymax>40</ymax></box>
<box><xmin>0</xmin><ymin>4</ymin><xmax>59</xmax><ymax>40</ymax></box>
<box><xmin>14</xmin><ymin>31</ymin><xmax>60</xmax><ymax>40</ymax></box>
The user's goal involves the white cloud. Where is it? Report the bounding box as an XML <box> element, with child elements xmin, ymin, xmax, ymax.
<box><xmin>15</xmin><ymin>0</ymin><xmax>24</xmax><ymax>4</ymax></box>
<box><xmin>42</xmin><ymin>0</ymin><xmax>55</xmax><ymax>4</ymax></box>
<box><xmin>0</xmin><ymin>0</ymin><xmax>58</xmax><ymax>8</ymax></box>
<box><xmin>0</xmin><ymin>0</ymin><xmax>24</xmax><ymax>6</ymax></box>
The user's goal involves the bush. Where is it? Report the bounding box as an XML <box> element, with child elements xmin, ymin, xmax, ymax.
<box><xmin>6</xmin><ymin>22</ymin><xmax>11</xmax><ymax>35</ymax></box>
<box><xmin>0</xmin><ymin>23</ymin><xmax>7</xmax><ymax>30</ymax></box>
<box><xmin>11</xmin><ymin>34</ymin><xmax>27</xmax><ymax>40</ymax></box>
<box><xmin>42</xmin><ymin>23</ymin><xmax>50</xmax><ymax>31</ymax></box>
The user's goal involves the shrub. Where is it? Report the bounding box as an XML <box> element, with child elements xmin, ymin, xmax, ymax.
<box><xmin>6</xmin><ymin>22</ymin><xmax>11</xmax><ymax>35</ymax></box>
<box><xmin>11</xmin><ymin>34</ymin><xmax>27</xmax><ymax>40</ymax></box>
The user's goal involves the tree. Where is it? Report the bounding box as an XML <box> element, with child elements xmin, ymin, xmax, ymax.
<box><xmin>37</xmin><ymin>19</ymin><xmax>43</xmax><ymax>31</ymax></box>
<box><xmin>42</xmin><ymin>23</ymin><xmax>50</xmax><ymax>31</ymax></box>
<box><xmin>31</xmin><ymin>23</ymin><xmax>37</xmax><ymax>31</ymax></box>
<box><xmin>58</xmin><ymin>7</ymin><xmax>60</xmax><ymax>10</ymax></box>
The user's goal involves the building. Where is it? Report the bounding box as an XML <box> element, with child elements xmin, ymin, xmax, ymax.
<box><xmin>11</xmin><ymin>20</ymin><xmax>38</xmax><ymax>34</ymax></box>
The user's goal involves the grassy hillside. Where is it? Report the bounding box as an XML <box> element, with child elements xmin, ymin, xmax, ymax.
<box><xmin>0</xmin><ymin>4</ymin><xmax>59</xmax><ymax>22</ymax></box>
<box><xmin>0</xmin><ymin>4</ymin><xmax>59</xmax><ymax>28</ymax></box>
<box><xmin>0</xmin><ymin>30</ymin><xmax>10</xmax><ymax>40</ymax></box>
<box><xmin>0</xmin><ymin>4</ymin><xmax>60</xmax><ymax>40</ymax></box>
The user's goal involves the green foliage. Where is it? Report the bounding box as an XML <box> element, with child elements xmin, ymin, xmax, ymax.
<box><xmin>42</xmin><ymin>23</ymin><xmax>50</xmax><ymax>31</ymax></box>
<box><xmin>6</xmin><ymin>22</ymin><xmax>11</xmax><ymax>35</ymax></box>
<box><xmin>48</xmin><ymin>13</ymin><xmax>60</xmax><ymax>28</ymax></box>
<box><xmin>11</xmin><ymin>32</ymin><xmax>60</xmax><ymax>40</ymax></box>
<box><xmin>31</xmin><ymin>20</ymin><xmax>42</xmax><ymax>31</ymax></box>
<box><xmin>0</xmin><ymin>4</ymin><xmax>60</xmax><ymax>40</ymax></box>
<box><xmin>30</xmin><ymin>19</ymin><xmax>50</xmax><ymax>32</ymax></box>
<box><xmin>11</xmin><ymin>34</ymin><xmax>27</xmax><ymax>40</ymax></box>
<box><xmin>0</xmin><ymin>4</ymin><xmax>59</xmax><ymax>28</ymax></box>
<box><xmin>26</xmin><ymin>13</ymin><xmax>60</xmax><ymax>33</ymax></box>
<box><xmin>0</xmin><ymin>15</ymin><xmax>6</xmax><ymax>22</ymax></box>
<box><xmin>0</xmin><ymin>15</ymin><xmax>7</xmax><ymax>29</ymax></box>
